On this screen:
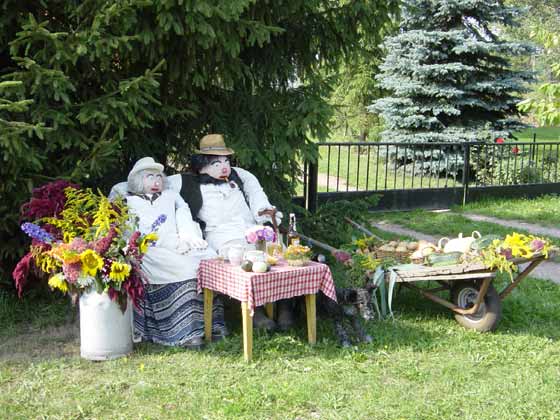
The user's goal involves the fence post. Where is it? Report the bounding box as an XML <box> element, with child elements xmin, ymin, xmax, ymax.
<box><xmin>462</xmin><ymin>142</ymin><xmax>471</xmax><ymax>206</ymax></box>
<box><xmin>307</xmin><ymin>158</ymin><xmax>318</xmax><ymax>213</ymax></box>
<box><xmin>531</xmin><ymin>132</ymin><xmax>537</xmax><ymax>161</ymax></box>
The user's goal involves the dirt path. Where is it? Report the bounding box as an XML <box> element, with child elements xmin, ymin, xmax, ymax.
<box><xmin>371</xmin><ymin>220</ymin><xmax>560</xmax><ymax>285</ymax></box>
<box><xmin>461</xmin><ymin>213</ymin><xmax>560</xmax><ymax>239</ymax></box>
<box><xmin>316</xmin><ymin>173</ymin><xmax>356</xmax><ymax>192</ymax></box>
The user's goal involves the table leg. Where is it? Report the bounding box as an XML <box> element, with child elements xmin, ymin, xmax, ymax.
<box><xmin>305</xmin><ymin>294</ymin><xmax>316</xmax><ymax>345</ymax></box>
<box><xmin>241</xmin><ymin>301</ymin><xmax>253</xmax><ymax>362</ymax></box>
<box><xmin>265</xmin><ymin>302</ymin><xmax>274</xmax><ymax>319</ymax></box>
<box><xmin>203</xmin><ymin>288</ymin><xmax>213</xmax><ymax>342</ymax></box>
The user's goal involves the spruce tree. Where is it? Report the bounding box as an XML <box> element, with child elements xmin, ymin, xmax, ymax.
<box><xmin>0</xmin><ymin>0</ymin><xmax>399</xmax><ymax>287</ymax></box>
<box><xmin>371</xmin><ymin>0</ymin><xmax>534</xmax><ymax>175</ymax></box>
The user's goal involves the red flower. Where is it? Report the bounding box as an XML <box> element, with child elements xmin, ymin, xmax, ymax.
<box><xmin>495</xmin><ymin>137</ymin><xmax>505</xmax><ymax>144</ymax></box>
<box><xmin>12</xmin><ymin>252</ymin><xmax>34</xmax><ymax>297</ymax></box>
<box><xmin>127</xmin><ymin>231</ymin><xmax>141</xmax><ymax>258</ymax></box>
<box><xmin>93</xmin><ymin>227</ymin><xmax>117</xmax><ymax>255</ymax></box>
<box><xmin>333</xmin><ymin>250</ymin><xmax>352</xmax><ymax>263</ymax></box>
<box><xmin>511</xmin><ymin>146</ymin><xmax>520</xmax><ymax>154</ymax></box>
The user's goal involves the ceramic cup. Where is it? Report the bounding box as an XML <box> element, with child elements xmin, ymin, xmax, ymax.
<box><xmin>227</xmin><ymin>245</ymin><xmax>245</xmax><ymax>266</ymax></box>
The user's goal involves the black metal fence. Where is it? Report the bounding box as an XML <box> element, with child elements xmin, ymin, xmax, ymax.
<box><xmin>299</xmin><ymin>140</ymin><xmax>560</xmax><ymax>211</ymax></box>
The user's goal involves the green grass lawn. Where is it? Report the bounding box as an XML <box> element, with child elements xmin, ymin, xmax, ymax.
<box><xmin>457</xmin><ymin>194</ymin><xmax>560</xmax><ymax>228</ymax></box>
<box><xmin>514</xmin><ymin>126</ymin><xmax>560</xmax><ymax>142</ymax></box>
<box><xmin>317</xmin><ymin>145</ymin><xmax>462</xmax><ymax>192</ymax></box>
<box><xmin>2</xmin><ymin>276</ymin><xmax>560</xmax><ymax>420</ymax></box>
<box><xmin>370</xmin><ymin>209</ymin><xmax>560</xmax><ymax>247</ymax></box>
<box><xmin>3</xmin><ymin>209</ymin><xmax>560</xmax><ymax>419</ymax></box>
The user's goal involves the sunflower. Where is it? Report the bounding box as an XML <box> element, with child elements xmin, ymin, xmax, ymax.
<box><xmin>109</xmin><ymin>261</ymin><xmax>131</xmax><ymax>283</ymax></box>
<box><xmin>139</xmin><ymin>232</ymin><xmax>158</xmax><ymax>254</ymax></box>
<box><xmin>503</xmin><ymin>233</ymin><xmax>533</xmax><ymax>259</ymax></box>
<box><xmin>79</xmin><ymin>249</ymin><xmax>104</xmax><ymax>276</ymax></box>
<box><xmin>48</xmin><ymin>273</ymin><xmax>68</xmax><ymax>293</ymax></box>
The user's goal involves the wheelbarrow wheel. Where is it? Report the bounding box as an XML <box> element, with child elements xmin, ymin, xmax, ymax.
<box><xmin>450</xmin><ymin>280</ymin><xmax>501</xmax><ymax>332</ymax></box>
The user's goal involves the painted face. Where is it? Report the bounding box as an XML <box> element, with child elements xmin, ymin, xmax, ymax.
<box><xmin>142</xmin><ymin>171</ymin><xmax>163</xmax><ymax>194</ymax></box>
<box><xmin>200</xmin><ymin>156</ymin><xmax>231</xmax><ymax>180</ymax></box>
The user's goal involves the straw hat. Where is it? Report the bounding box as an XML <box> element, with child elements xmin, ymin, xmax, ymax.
<box><xmin>128</xmin><ymin>157</ymin><xmax>164</xmax><ymax>178</ymax></box>
<box><xmin>194</xmin><ymin>134</ymin><xmax>235</xmax><ymax>156</ymax></box>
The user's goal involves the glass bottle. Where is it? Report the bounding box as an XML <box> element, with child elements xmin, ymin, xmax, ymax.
<box><xmin>287</xmin><ymin>213</ymin><xmax>300</xmax><ymax>246</ymax></box>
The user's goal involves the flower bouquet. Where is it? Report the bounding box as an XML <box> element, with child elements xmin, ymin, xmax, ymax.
<box><xmin>245</xmin><ymin>225</ymin><xmax>277</xmax><ymax>252</ymax></box>
<box><xmin>479</xmin><ymin>232</ymin><xmax>553</xmax><ymax>279</ymax></box>
<box><xmin>14</xmin><ymin>181</ymin><xmax>166</xmax><ymax>360</ymax></box>
<box><xmin>17</xmin><ymin>183</ymin><xmax>162</xmax><ymax>311</ymax></box>
<box><xmin>283</xmin><ymin>244</ymin><xmax>312</xmax><ymax>266</ymax></box>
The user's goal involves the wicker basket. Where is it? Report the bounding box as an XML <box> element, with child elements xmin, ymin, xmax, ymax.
<box><xmin>286</xmin><ymin>258</ymin><xmax>310</xmax><ymax>267</ymax></box>
<box><xmin>373</xmin><ymin>249</ymin><xmax>411</xmax><ymax>263</ymax></box>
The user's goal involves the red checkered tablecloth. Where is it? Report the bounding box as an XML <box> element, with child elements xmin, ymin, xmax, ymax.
<box><xmin>197</xmin><ymin>259</ymin><xmax>337</xmax><ymax>316</ymax></box>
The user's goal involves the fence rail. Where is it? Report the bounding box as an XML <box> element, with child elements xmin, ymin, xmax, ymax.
<box><xmin>300</xmin><ymin>140</ymin><xmax>560</xmax><ymax>211</ymax></box>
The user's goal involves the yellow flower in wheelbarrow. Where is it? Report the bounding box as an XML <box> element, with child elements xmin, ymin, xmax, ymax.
<box><xmin>503</xmin><ymin>233</ymin><xmax>534</xmax><ymax>259</ymax></box>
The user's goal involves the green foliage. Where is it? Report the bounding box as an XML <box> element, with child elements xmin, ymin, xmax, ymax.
<box><xmin>299</xmin><ymin>195</ymin><xmax>381</xmax><ymax>250</ymax></box>
<box><xmin>517</xmin><ymin>29</ymin><xmax>560</xmax><ymax>125</ymax></box>
<box><xmin>0</xmin><ymin>0</ymin><xmax>398</xmax><ymax>286</ymax></box>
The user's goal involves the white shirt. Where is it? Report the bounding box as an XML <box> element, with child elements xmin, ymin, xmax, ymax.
<box><xmin>197</xmin><ymin>167</ymin><xmax>280</xmax><ymax>253</ymax></box>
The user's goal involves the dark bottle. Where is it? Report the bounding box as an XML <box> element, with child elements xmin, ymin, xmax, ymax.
<box><xmin>287</xmin><ymin>213</ymin><xmax>300</xmax><ymax>246</ymax></box>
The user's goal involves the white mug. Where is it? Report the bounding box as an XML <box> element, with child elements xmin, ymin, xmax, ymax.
<box><xmin>227</xmin><ymin>245</ymin><xmax>245</xmax><ymax>266</ymax></box>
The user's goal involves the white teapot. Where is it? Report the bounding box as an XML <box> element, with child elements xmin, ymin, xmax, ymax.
<box><xmin>438</xmin><ymin>231</ymin><xmax>481</xmax><ymax>254</ymax></box>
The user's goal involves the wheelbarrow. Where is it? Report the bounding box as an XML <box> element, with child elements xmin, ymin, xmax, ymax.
<box><xmin>387</xmin><ymin>253</ymin><xmax>553</xmax><ymax>332</ymax></box>
<box><xmin>342</xmin><ymin>217</ymin><xmax>556</xmax><ymax>332</ymax></box>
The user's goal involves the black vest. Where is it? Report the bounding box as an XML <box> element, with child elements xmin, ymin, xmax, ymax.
<box><xmin>180</xmin><ymin>169</ymin><xmax>248</xmax><ymax>233</ymax></box>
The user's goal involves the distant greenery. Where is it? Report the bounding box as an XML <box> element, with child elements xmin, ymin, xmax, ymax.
<box><xmin>458</xmin><ymin>194</ymin><xmax>560</xmax><ymax>228</ymax></box>
<box><xmin>513</xmin><ymin>126</ymin><xmax>560</xmax><ymax>142</ymax></box>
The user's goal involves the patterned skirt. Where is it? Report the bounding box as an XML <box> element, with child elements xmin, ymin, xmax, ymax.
<box><xmin>133</xmin><ymin>278</ymin><xmax>226</xmax><ymax>347</ymax></box>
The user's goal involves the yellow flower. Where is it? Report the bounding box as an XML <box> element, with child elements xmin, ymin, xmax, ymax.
<box><xmin>504</xmin><ymin>233</ymin><xmax>533</xmax><ymax>259</ymax></box>
<box><xmin>109</xmin><ymin>261</ymin><xmax>131</xmax><ymax>283</ymax></box>
<box><xmin>139</xmin><ymin>232</ymin><xmax>158</xmax><ymax>254</ymax></box>
<box><xmin>284</xmin><ymin>244</ymin><xmax>311</xmax><ymax>259</ymax></box>
<box><xmin>79</xmin><ymin>249</ymin><xmax>104</xmax><ymax>276</ymax></box>
<box><xmin>48</xmin><ymin>273</ymin><xmax>68</xmax><ymax>293</ymax></box>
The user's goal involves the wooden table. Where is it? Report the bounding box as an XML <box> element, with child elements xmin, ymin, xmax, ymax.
<box><xmin>197</xmin><ymin>259</ymin><xmax>337</xmax><ymax>361</ymax></box>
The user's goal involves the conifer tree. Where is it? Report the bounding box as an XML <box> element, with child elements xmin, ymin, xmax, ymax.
<box><xmin>371</xmin><ymin>0</ymin><xmax>534</xmax><ymax>175</ymax></box>
<box><xmin>0</xmin><ymin>0</ymin><xmax>398</xmax><ymax>286</ymax></box>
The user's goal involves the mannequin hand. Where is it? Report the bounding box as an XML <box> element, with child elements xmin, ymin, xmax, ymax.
<box><xmin>257</xmin><ymin>208</ymin><xmax>276</xmax><ymax>218</ymax></box>
<box><xmin>177</xmin><ymin>235</ymin><xmax>207</xmax><ymax>253</ymax></box>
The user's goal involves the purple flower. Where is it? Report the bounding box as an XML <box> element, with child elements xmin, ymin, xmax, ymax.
<box><xmin>21</xmin><ymin>222</ymin><xmax>53</xmax><ymax>244</ymax></box>
<box><xmin>150</xmin><ymin>214</ymin><xmax>167</xmax><ymax>232</ymax></box>
<box><xmin>530</xmin><ymin>239</ymin><xmax>544</xmax><ymax>252</ymax></box>
<box><xmin>263</xmin><ymin>227</ymin><xmax>276</xmax><ymax>242</ymax></box>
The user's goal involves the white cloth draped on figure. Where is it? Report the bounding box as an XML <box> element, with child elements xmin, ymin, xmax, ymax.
<box><xmin>123</xmin><ymin>189</ymin><xmax>216</xmax><ymax>284</ymax></box>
